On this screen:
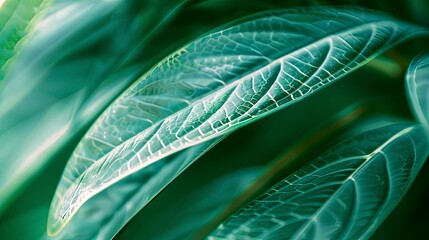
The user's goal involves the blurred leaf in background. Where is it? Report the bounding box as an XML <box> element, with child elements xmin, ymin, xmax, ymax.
<box><xmin>0</xmin><ymin>0</ymin><xmax>50</xmax><ymax>80</ymax></box>
<box><xmin>0</xmin><ymin>0</ymin><xmax>189</xmax><ymax>212</ymax></box>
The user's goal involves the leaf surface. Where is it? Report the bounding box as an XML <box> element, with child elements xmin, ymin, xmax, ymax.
<box><xmin>406</xmin><ymin>51</ymin><xmax>429</xmax><ymax>126</ymax></box>
<box><xmin>49</xmin><ymin>7</ymin><xmax>428</xmax><ymax>235</ymax></box>
<box><xmin>208</xmin><ymin>123</ymin><xmax>429</xmax><ymax>239</ymax></box>
<box><xmin>49</xmin><ymin>137</ymin><xmax>222</xmax><ymax>239</ymax></box>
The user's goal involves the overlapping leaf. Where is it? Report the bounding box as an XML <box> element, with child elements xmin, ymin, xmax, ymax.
<box><xmin>0</xmin><ymin>0</ymin><xmax>188</xmax><ymax>213</ymax></box>
<box><xmin>49</xmin><ymin>7</ymin><xmax>428</xmax><ymax>235</ymax></box>
<box><xmin>64</xmin><ymin>75</ymin><xmax>390</xmax><ymax>239</ymax></box>
<box><xmin>208</xmin><ymin>123</ymin><xmax>429</xmax><ymax>239</ymax></box>
<box><xmin>406</xmin><ymin>51</ymin><xmax>429</xmax><ymax>126</ymax></box>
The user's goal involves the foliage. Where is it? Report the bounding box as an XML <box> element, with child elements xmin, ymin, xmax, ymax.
<box><xmin>0</xmin><ymin>0</ymin><xmax>429</xmax><ymax>239</ymax></box>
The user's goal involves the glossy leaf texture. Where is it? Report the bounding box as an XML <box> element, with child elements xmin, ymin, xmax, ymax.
<box><xmin>49</xmin><ymin>6</ymin><xmax>428</xmax><ymax>235</ymax></box>
<box><xmin>0</xmin><ymin>0</ymin><xmax>187</xmax><ymax>212</ymax></box>
<box><xmin>48</xmin><ymin>137</ymin><xmax>223</xmax><ymax>240</ymax></box>
<box><xmin>208</xmin><ymin>124</ymin><xmax>429</xmax><ymax>239</ymax></box>
<box><xmin>406</xmin><ymin>51</ymin><xmax>429</xmax><ymax>126</ymax></box>
<box><xmin>0</xmin><ymin>0</ymin><xmax>50</xmax><ymax>80</ymax></box>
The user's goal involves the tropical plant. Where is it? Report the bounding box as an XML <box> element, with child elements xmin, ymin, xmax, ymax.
<box><xmin>0</xmin><ymin>0</ymin><xmax>429</xmax><ymax>239</ymax></box>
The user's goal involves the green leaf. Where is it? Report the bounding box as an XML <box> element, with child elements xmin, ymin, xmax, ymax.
<box><xmin>48</xmin><ymin>7</ymin><xmax>427</xmax><ymax>236</ymax></box>
<box><xmin>64</xmin><ymin>70</ymin><xmax>394</xmax><ymax>239</ymax></box>
<box><xmin>208</xmin><ymin>123</ymin><xmax>429</xmax><ymax>239</ymax></box>
<box><xmin>406</xmin><ymin>51</ymin><xmax>429</xmax><ymax>126</ymax></box>
<box><xmin>49</xmin><ymin>138</ymin><xmax>223</xmax><ymax>239</ymax></box>
<box><xmin>69</xmin><ymin>134</ymin><xmax>233</xmax><ymax>237</ymax></box>
<box><xmin>0</xmin><ymin>0</ymin><xmax>50</xmax><ymax>81</ymax></box>
<box><xmin>0</xmin><ymin>0</ymin><xmax>187</xmax><ymax>213</ymax></box>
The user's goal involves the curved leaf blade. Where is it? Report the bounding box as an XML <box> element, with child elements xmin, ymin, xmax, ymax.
<box><xmin>0</xmin><ymin>0</ymin><xmax>187</xmax><ymax>212</ymax></box>
<box><xmin>50</xmin><ymin>66</ymin><xmax>385</xmax><ymax>239</ymax></box>
<box><xmin>51</xmin><ymin>137</ymin><xmax>223</xmax><ymax>240</ymax></box>
<box><xmin>49</xmin><ymin>7</ymin><xmax>428</xmax><ymax>235</ymax></box>
<box><xmin>406</xmin><ymin>51</ymin><xmax>429</xmax><ymax>126</ymax></box>
<box><xmin>207</xmin><ymin>123</ymin><xmax>429</xmax><ymax>239</ymax></box>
